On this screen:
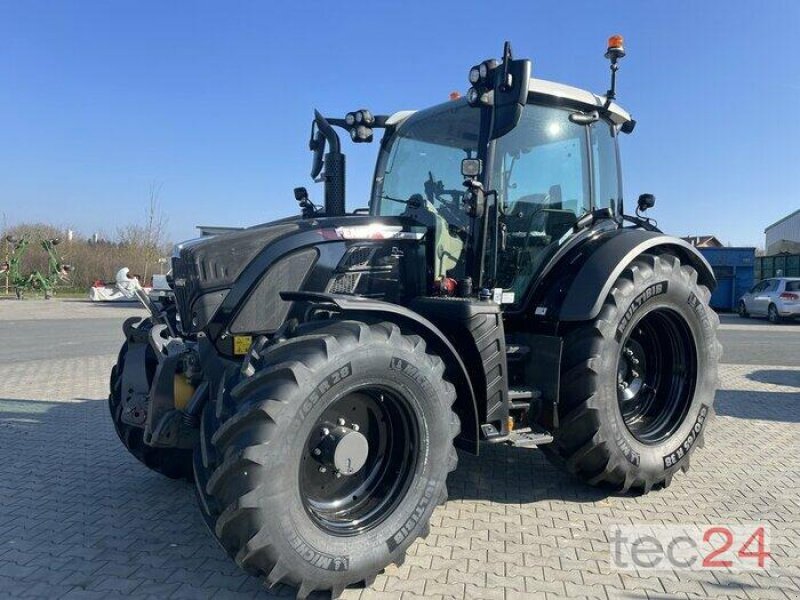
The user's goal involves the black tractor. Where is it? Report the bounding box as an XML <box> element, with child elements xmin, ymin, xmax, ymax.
<box><xmin>109</xmin><ymin>37</ymin><xmax>720</xmax><ymax>598</ymax></box>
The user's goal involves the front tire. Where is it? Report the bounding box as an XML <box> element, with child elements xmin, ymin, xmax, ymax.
<box><xmin>544</xmin><ymin>253</ymin><xmax>720</xmax><ymax>493</ymax></box>
<box><xmin>194</xmin><ymin>320</ymin><xmax>459</xmax><ymax>599</ymax></box>
<box><xmin>738</xmin><ymin>301</ymin><xmax>749</xmax><ymax>318</ymax></box>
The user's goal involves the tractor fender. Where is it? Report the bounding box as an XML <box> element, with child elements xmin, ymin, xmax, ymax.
<box><xmin>559</xmin><ymin>230</ymin><xmax>716</xmax><ymax>322</ymax></box>
<box><xmin>281</xmin><ymin>291</ymin><xmax>480</xmax><ymax>454</ymax></box>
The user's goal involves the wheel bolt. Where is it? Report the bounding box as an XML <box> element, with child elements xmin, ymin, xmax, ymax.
<box><xmin>313</xmin><ymin>448</ymin><xmax>321</xmax><ymax>456</ymax></box>
<box><xmin>319</xmin><ymin>466</ymin><xmax>327</xmax><ymax>473</ymax></box>
<box><xmin>337</xmin><ymin>417</ymin><xmax>346</xmax><ymax>426</ymax></box>
<box><xmin>321</xmin><ymin>427</ymin><xmax>330</xmax><ymax>436</ymax></box>
<box><xmin>335</xmin><ymin>472</ymin><xmax>342</xmax><ymax>479</ymax></box>
<box><xmin>631</xmin><ymin>370</ymin><xmax>640</xmax><ymax>379</ymax></box>
<box><xmin>352</xmin><ymin>423</ymin><xmax>360</xmax><ymax>432</ymax></box>
<box><xmin>631</xmin><ymin>357</ymin><xmax>639</xmax><ymax>365</ymax></box>
<box><xmin>618</xmin><ymin>383</ymin><xmax>626</xmax><ymax>391</ymax></box>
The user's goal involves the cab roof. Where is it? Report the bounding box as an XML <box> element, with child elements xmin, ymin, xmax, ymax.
<box><xmin>528</xmin><ymin>78</ymin><xmax>631</xmax><ymax>125</ymax></box>
<box><xmin>386</xmin><ymin>77</ymin><xmax>632</xmax><ymax>127</ymax></box>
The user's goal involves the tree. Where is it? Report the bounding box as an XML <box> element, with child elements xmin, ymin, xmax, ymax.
<box><xmin>117</xmin><ymin>180</ymin><xmax>170</xmax><ymax>284</ymax></box>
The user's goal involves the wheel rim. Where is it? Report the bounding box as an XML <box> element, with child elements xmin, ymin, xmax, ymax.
<box><xmin>616</xmin><ymin>307</ymin><xmax>698</xmax><ymax>445</ymax></box>
<box><xmin>769</xmin><ymin>306</ymin><xmax>777</xmax><ymax>322</ymax></box>
<box><xmin>299</xmin><ymin>387</ymin><xmax>420</xmax><ymax>536</ymax></box>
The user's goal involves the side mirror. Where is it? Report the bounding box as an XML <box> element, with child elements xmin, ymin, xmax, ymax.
<box><xmin>461</xmin><ymin>158</ymin><xmax>482</xmax><ymax>178</ymax></box>
<box><xmin>637</xmin><ymin>193</ymin><xmax>655</xmax><ymax>212</ymax></box>
<box><xmin>490</xmin><ymin>53</ymin><xmax>531</xmax><ymax>140</ymax></box>
<box><xmin>293</xmin><ymin>187</ymin><xmax>309</xmax><ymax>202</ymax></box>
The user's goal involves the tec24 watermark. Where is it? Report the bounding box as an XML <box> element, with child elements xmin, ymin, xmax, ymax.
<box><xmin>610</xmin><ymin>525</ymin><xmax>771</xmax><ymax>571</ymax></box>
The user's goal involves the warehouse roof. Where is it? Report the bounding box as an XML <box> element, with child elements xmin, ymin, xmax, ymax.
<box><xmin>765</xmin><ymin>208</ymin><xmax>800</xmax><ymax>232</ymax></box>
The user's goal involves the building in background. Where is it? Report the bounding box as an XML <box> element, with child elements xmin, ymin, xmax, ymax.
<box><xmin>765</xmin><ymin>209</ymin><xmax>800</xmax><ymax>255</ymax></box>
<box><xmin>196</xmin><ymin>225</ymin><xmax>244</xmax><ymax>237</ymax></box>
<box><xmin>681</xmin><ymin>235</ymin><xmax>724</xmax><ymax>248</ymax></box>
<box><xmin>698</xmin><ymin>247</ymin><xmax>756</xmax><ymax>311</ymax></box>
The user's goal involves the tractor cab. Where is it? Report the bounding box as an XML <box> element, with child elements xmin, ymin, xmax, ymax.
<box><xmin>370</xmin><ymin>80</ymin><xmax>632</xmax><ymax>305</ymax></box>
<box><xmin>305</xmin><ymin>40</ymin><xmax>636</xmax><ymax>314</ymax></box>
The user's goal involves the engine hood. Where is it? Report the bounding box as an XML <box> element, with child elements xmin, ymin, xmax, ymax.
<box><xmin>172</xmin><ymin>215</ymin><xmax>420</xmax><ymax>292</ymax></box>
<box><xmin>171</xmin><ymin>214</ymin><xmax>425</xmax><ymax>338</ymax></box>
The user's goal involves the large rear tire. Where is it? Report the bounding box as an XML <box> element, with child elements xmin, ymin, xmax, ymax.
<box><xmin>109</xmin><ymin>320</ymin><xmax>193</xmax><ymax>480</ymax></box>
<box><xmin>194</xmin><ymin>320</ymin><xmax>459</xmax><ymax>599</ymax></box>
<box><xmin>544</xmin><ymin>252</ymin><xmax>720</xmax><ymax>493</ymax></box>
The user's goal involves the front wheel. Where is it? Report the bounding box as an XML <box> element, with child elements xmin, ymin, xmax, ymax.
<box><xmin>194</xmin><ymin>320</ymin><xmax>459</xmax><ymax>599</ymax></box>
<box><xmin>738</xmin><ymin>301</ymin><xmax>749</xmax><ymax>318</ymax></box>
<box><xmin>544</xmin><ymin>252</ymin><xmax>721</xmax><ymax>494</ymax></box>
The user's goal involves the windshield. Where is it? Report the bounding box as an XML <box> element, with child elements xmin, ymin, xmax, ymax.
<box><xmin>372</xmin><ymin>101</ymin><xmax>478</xmax><ymax>221</ymax></box>
<box><xmin>371</xmin><ymin>100</ymin><xmax>621</xmax><ymax>296</ymax></box>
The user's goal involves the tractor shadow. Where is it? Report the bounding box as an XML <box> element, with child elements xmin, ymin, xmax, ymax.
<box><xmin>0</xmin><ymin>397</ymin><xmax>294</xmax><ymax>599</ymax></box>
<box><xmin>448</xmin><ymin>443</ymin><xmax>614</xmax><ymax>505</ymax></box>
<box><xmin>745</xmin><ymin>368</ymin><xmax>800</xmax><ymax>389</ymax></box>
<box><xmin>714</xmin><ymin>386</ymin><xmax>800</xmax><ymax>423</ymax></box>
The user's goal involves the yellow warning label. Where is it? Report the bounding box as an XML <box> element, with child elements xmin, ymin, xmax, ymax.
<box><xmin>233</xmin><ymin>335</ymin><xmax>253</xmax><ymax>355</ymax></box>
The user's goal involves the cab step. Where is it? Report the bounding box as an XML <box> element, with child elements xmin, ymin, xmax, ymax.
<box><xmin>508</xmin><ymin>386</ymin><xmax>542</xmax><ymax>410</ymax></box>
<box><xmin>480</xmin><ymin>424</ymin><xmax>554</xmax><ymax>448</ymax></box>
<box><xmin>508</xmin><ymin>428</ymin><xmax>555</xmax><ymax>448</ymax></box>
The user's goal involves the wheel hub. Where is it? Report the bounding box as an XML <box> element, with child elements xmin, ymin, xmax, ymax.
<box><xmin>615</xmin><ymin>308</ymin><xmax>697</xmax><ymax>445</ymax></box>
<box><xmin>314</xmin><ymin>424</ymin><xmax>370</xmax><ymax>476</ymax></box>
<box><xmin>300</xmin><ymin>388</ymin><xmax>419</xmax><ymax>536</ymax></box>
<box><xmin>618</xmin><ymin>338</ymin><xmax>647</xmax><ymax>404</ymax></box>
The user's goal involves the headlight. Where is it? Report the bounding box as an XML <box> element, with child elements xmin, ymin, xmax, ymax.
<box><xmin>479</xmin><ymin>59</ymin><xmax>497</xmax><ymax>80</ymax></box>
<box><xmin>468</xmin><ymin>66</ymin><xmax>481</xmax><ymax>84</ymax></box>
<box><xmin>345</xmin><ymin>112</ymin><xmax>356</xmax><ymax>126</ymax></box>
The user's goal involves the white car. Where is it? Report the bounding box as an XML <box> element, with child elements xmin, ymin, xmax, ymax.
<box><xmin>738</xmin><ymin>277</ymin><xmax>800</xmax><ymax>323</ymax></box>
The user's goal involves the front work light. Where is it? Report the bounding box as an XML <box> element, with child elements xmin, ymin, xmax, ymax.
<box><xmin>355</xmin><ymin>109</ymin><xmax>374</xmax><ymax>125</ymax></box>
<box><xmin>479</xmin><ymin>59</ymin><xmax>497</xmax><ymax>80</ymax></box>
<box><xmin>350</xmin><ymin>125</ymin><xmax>373</xmax><ymax>143</ymax></box>
<box><xmin>469</xmin><ymin>66</ymin><xmax>481</xmax><ymax>84</ymax></box>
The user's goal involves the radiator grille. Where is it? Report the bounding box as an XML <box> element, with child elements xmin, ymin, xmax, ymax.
<box><xmin>229</xmin><ymin>248</ymin><xmax>317</xmax><ymax>334</ymax></box>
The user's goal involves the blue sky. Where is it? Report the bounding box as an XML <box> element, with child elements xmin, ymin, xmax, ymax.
<box><xmin>0</xmin><ymin>1</ymin><xmax>797</xmax><ymax>247</ymax></box>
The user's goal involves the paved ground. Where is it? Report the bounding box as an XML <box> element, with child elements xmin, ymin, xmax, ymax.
<box><xmin>0</xmin><ymin>299</ymin><xmax>145</xmax><ymax>364</ymax></box>
<box><xmin>0</xmin><ymin>300</ymin><xmax>798</xmax><ymax>599</ymax></box>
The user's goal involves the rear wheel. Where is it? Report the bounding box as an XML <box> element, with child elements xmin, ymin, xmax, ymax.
<box><xmin>194</xmin><ymin>320</ymin><xmax>459</xmax><ymax>599</ymax></box>
<box><xmin>768</xmin><ymin>304</ymin><xmax>781</xmax><ymax>324</ymax></box>
<box><xmin>109</xmin><ymin>320</ymin><xmax>193</xmax><ymax>479</ymax></box>
<box><xmin>544</xmin><ymin>253</ymin><xmax>720</xmax><ymax>493</ymax></box>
